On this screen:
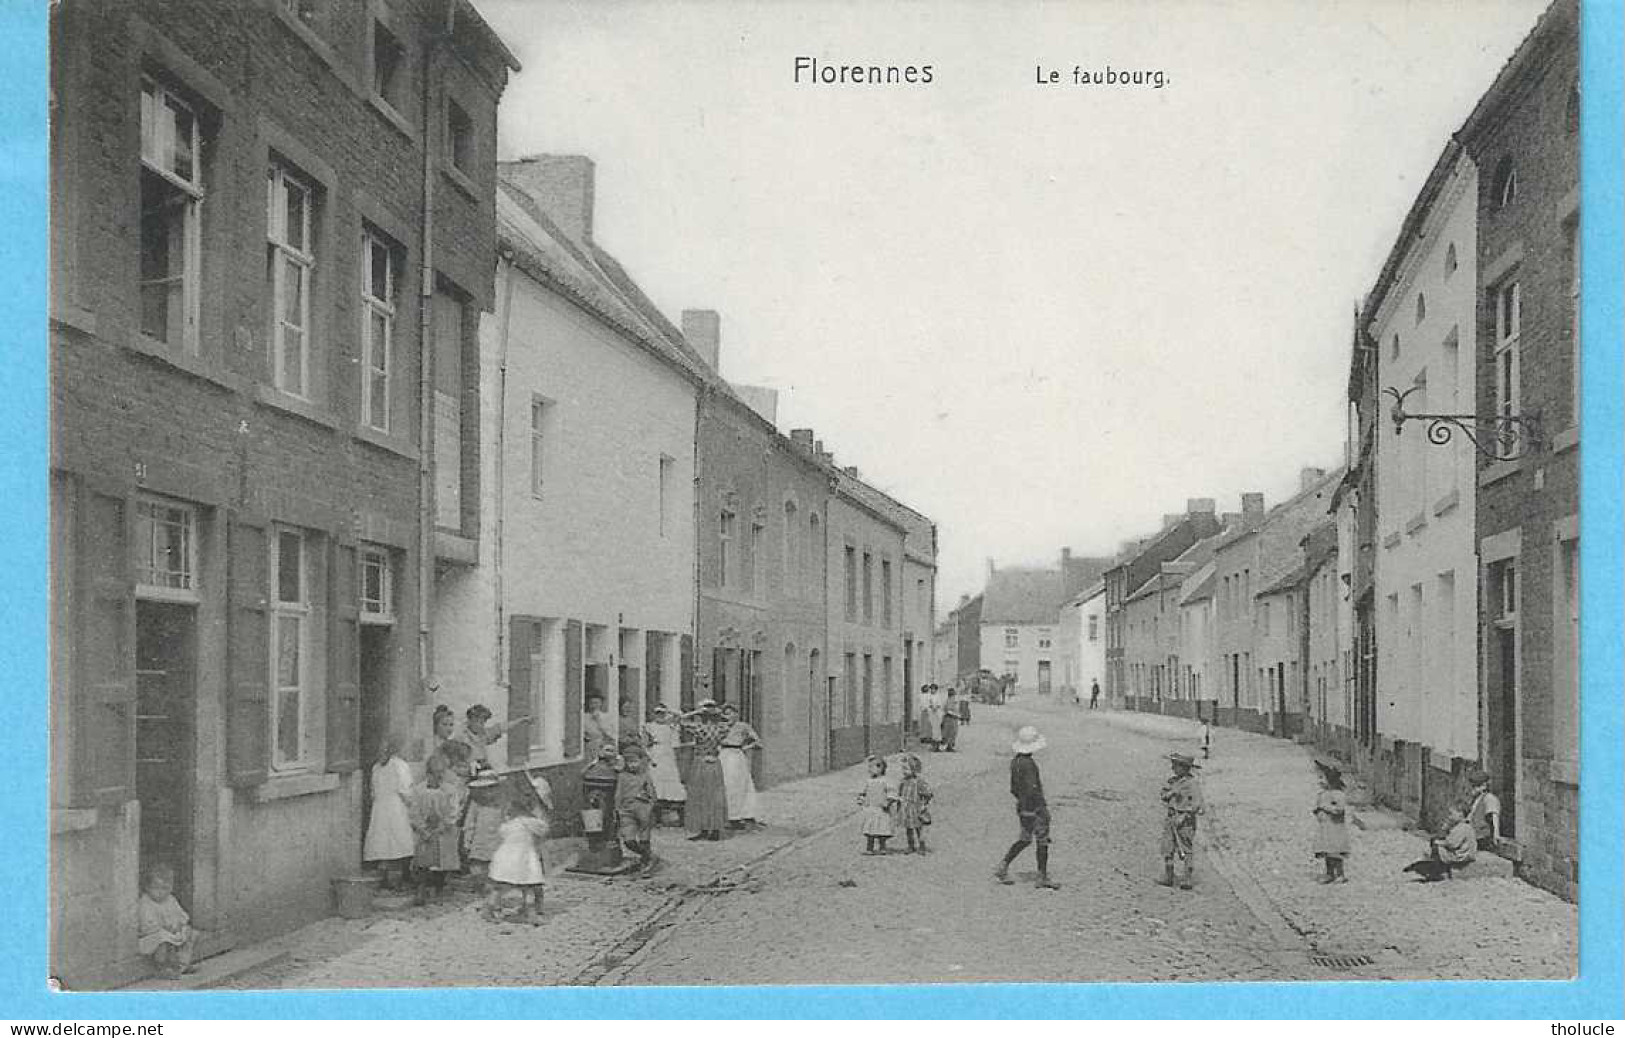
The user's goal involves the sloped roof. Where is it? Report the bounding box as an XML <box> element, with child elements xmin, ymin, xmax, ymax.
<box><xmin>1256</xmin><ymin>564</ymin><xmax>1308</xmax><ymax>599</ymax></box>
<box><xmin>1181</xmin><ymin>566</ymin><xmax>1217</xmax><ymax>606</ymax></box>
<box><xmin>981</xmin><ymin>568</ymin><xmax>1065</xmax><ymax>625</ymax></box>
<box><xmin>1124</xmin><ymin>572</ymin><xmax>1162</xmax><ymax>605</ymax></box>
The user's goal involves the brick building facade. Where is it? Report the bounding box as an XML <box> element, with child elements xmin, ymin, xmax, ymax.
<box><xmin>48</xmin><ymin>0</ymin><xmax>514</xmax><ymax>986</ymax></box>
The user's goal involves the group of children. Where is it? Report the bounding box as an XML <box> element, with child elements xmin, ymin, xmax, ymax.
<box><xmin>856</xmin><ymin>752</ymin><xmax>935</xmax><ymax>855</ymax></box>
<box><xmin>362</xmin><ymin>728</ymin><xmax>553</xmax><ymax>926</ymax></box>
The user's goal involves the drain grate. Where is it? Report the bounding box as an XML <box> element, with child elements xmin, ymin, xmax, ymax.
<box><xmin>1311</xmin><ymin>952</ymin><xmax>1375</xmax><ymax>970</ymax></box>
<box><xmin>1084</xmin><ymin>789</ymin><xmax>1126</xmax><ymax>802</ymax></box>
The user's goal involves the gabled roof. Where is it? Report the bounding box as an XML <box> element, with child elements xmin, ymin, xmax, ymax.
<box><xmin>1180</xmin><ymin>566</ymin><xmax>1217</xmax><ymax>606</ymax></box>
<box><xmin>981</xmin><ymin>568</ymin><xmax>1064</xmax><ymax>625</ymax></box>
<box><xmin>1124</xmin><ymin>572</ymin><xmax>1162</xmax><ymax>605</ymax></box>
<box><xmin>1256</xmin><ymin>564</ymin><xmax>1307</xmax><ymax>599</ymax></box>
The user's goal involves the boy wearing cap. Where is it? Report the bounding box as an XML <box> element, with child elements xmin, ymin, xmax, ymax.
<box><xmin>994</xmin><ymin>725</ymin><xmax>1060</xmax><ymax>889</ymax></box>
<box><xmin>1158</xmin><ymin>752</ymin><xmax>1204</xmax><ymax>889</ymax></box>
<box><xmin>1464</xmin><ymin>768</ymin><xmax>1502</xmax><ymax>852</ymax></box>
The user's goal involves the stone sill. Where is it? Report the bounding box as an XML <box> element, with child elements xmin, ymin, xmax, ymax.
<box><xmin>1552</xmin><ymin>426</ymin><xmax>1578</xmax><ymax>455</ymax></box>
<box><xmin>127</xmin><ymin>334</ymin><xmax>240</xmax><ymax>394</ymax></box>
<box><xmin>50</xmin><ymin>304</ymin><xmax>98</xmax><ymax>337</ymax></box>
<box><xmin>1478</xmin><ymin>459</ymin><xmax>1520</xmax><ymax>487</ymax></box>
<box><xmin>255</xmin><ymin>385</ymin><xmax>341</xmax><ymax>432</ymax></box>
<box><xmin>1404</xmin><ymin>511</ymin><xmax>1427</xmax><ymax>536</ymax></box>
<box><xmin>369</xmin><ymin>94</ymin><xmax>417</xmax><ymax>143</ymax></box>
<box><xmin>1432</xmin><ymin>488</ymin><xmax>1460</xmax><ymax>518</ymax></box>
<box><xmin>353</xmin><ymin>424</ymin><xmax>419</xmax><ymax>461</ymax></box>
<box><xmin>1550</xmin><ymin>759</ymin><xmax>1579</xmax><ymax>787</ymax></box>
<box><xmin>442</xmin><ymin>164</ymin><xmax>482</xmax><ymax>203</ymax></box>
<box><xmin>434</xmin><ymin>529</ymin><xmax>479</xmax><ymax>565</ymax></box>
<box><xmin>50</xmin><ymin>808</ymin><xmax>100</xmax><ymax>834</ymax></box>
<box><xmin>252</xmin><ymin>771</ymin><xmax>341</xmax><ymax>803</ymax></box>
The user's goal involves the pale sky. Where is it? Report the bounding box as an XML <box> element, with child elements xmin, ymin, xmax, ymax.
<box><xmin>478</xmin><ymin>0</ymin><xmax>1548</xmax><ymax>612</ymax></box>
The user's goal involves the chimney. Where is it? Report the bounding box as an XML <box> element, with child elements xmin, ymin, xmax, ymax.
<box><xmin>1222</xmin><ymin>511</ymin><xmax>1242</xmax><ymax>528</ymax></box>
<box><xmin>1187</xmin><ymin>497</ymin><xmax>1216</xmax><ymax>515</ymax></box>
<box><xmin>1242</xmin><ymin>493</ymin><xmax>1266</xmax><ymax>522</ymax></box>
<box><xmin>682</xmin><ymin>309</ymin><xmax>722</xmax><ymax>373</ymax></box>
<box><xmin>1118</xmin><ymin>538</ymin><xmax>1139</xmax><ymax>556</ymax></box>
<box><xmin>790</xmin><ymin>428</ymin><xmax>814</xmax><ymax>449</ymax></box>
<box><xmin>501</xmin><ymin>155</ymin><xmax>595</xmax><ymax>242</ymax></box>
<box><xmin>1299</xmin><ymin>466</ymin><xmax>1328</xmax><ymax>492</ymax></box>
<box><xmin>1061</xmin><ymin>547</ymin><xmax>1072</xmax><ymax>565</ymax></box>
<box><xmin>987</xmin><ymin>558</ymin><xmax>996</xmax><ymax>578</ymax></box>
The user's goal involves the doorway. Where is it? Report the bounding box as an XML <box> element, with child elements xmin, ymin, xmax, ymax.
<box><xmin>807</xmin><ymin>650</ymin><xmax>820</xmax><ymax>774</ymax></box>
<box><xmin>358</xmin><ymin>624</ymin><xmax>393</xmax><ymax>853</ymax></box>
<box><xmin>1037</xmin><ymin>660</ymin><xmax>1052</xmax><ymax>695</ymax></box>
<box><xmin>902</xmin><ymin>644</ymin><xmax>914</xmax><ymax>735</ymax></box>
<box><xmin>1491</xmin><ymin>626</ymin><xmax>1519</xmax><ymax>837</ymax></box>
<box><xmin>135</xmin><ymin>601</ymin><xmax>196</xmax><ymax>909</ymax></box>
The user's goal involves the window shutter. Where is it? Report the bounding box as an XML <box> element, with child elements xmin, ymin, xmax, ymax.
<box><xmin>507</xmin><ymin>616</ymin><xmax>534</xmax><ymax>767</ymax></box>
<box><xmin>644</xmin><ymin>637</ymin><xmax>661</xmax><ymax>713</ymax></box>
<box><xmin>679</xmin><ymin>634</ymin><xmax>694</xmax><ymax>711</ymax></box>
<box><xmin>563</xmin><ymin>619</ymin><xmax>582</xmax><ymax>758</ymax></box>
<box><xmin>619</xmin><ymin>666</ymin><xmax>640</xmax><ymax>721</ymax></box>
<box><xmin>226</xmin><ymin>512</ymin><xmax>271</xmax><ymax>787</ymax></box>
<box><xmin>712</xmin><ymin>647</ymin><xmax>727</xmax><ymax>703</ymax></box>
<box><xmin>74</xmin><ymin>479</ymin><xmax>136</xmax><ymax>805</ymax></box>
<box><xmin>326</xmin><ymin>538</ymin><xmax>360</xmax><ymax>774</ymax></box>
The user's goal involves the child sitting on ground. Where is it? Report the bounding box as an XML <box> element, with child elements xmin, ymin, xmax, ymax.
<box><xmin>857</xmin><ymin>755</ymin><xmax>899</xmax><ymax>855</ymax></box>
<box><xmin>897</xmin><ymin>753</ymin><xmax>934</xmax><ymax>854</ymax></box>
<box><xmin>1427</xmin><ymin>805</ymin><xmax>1477</xmax><ymax>877</ymax></box>
<box><xmin>462</xmin><ymin>766</ymin><xmax>505</xmax><ymax>894</ymax></box>
<box><xmin>137</xmin><ymin>863</ymin><xmax>197</xmax><ymax>978</ymax></box>
<box><xmin>485</xmin><ymin>798</ymin><xmax>548</xmax><ymax>925</ymax></box>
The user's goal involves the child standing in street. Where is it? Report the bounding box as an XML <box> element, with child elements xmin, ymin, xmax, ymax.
<box><xmin>616</xmin><ymin>747</ymin><xmax>660</xmax><ymax>873</ymax></box>
<box><xmin>857</xmin><ymin>755</ymin><xmax>899</xmax><ymax>855</ymax></box>
<box><xmin>995</xmin><ymin>726</ymin><xmax>1059</xmax><ymax>889</ymax></box>
<box><xmin>1311</xmin><ymin>758</ymin><xmax>1349</xmax><ymax>883</ymax></box>
<box><xmin>897</xmin><ymin>753</ymin><xmax>934</xmax><ymax>854</ymax></box>
<box><xmin>410</xmin><ymin>754</ymin><xmax>462</xmax><ymax>905</ymax></box>
<box><xmin>1157</xmin><ymin>752</ymin><xmax>1204</xmax><ymax>890</ymax></box>
<box><xmin>462</xmin><ymin>767</ymin><xmax>505</xmax><ymax>894</ymax></box>
<box><xmin>485</xmin><ymin>798</ymin><xmax>548</xmax><ymax>924</ymax></box>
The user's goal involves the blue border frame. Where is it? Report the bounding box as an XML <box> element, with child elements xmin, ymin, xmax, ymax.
<box><xmin>3</xmin><ymin>0</ymin><xmax>1620</xmax><ymax>1019</ymax></box>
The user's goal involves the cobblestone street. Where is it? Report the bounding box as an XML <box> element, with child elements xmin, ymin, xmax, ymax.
<box><xmin>216</xmin><ymin>700</ymin><xmax>1576</xmax><ymax>990</ymax></box>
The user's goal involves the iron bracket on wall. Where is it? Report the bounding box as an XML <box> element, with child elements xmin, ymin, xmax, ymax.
<box><xmin>1385</xmin><ymin>386</ymin><xmax>1542</xmax><ymax>463</ymax></box>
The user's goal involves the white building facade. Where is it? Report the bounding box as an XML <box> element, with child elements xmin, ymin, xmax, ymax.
<box><xmin>1371</xmin><ymin>152</ymin><xmax>1481</xmax><ymax>764</ymax></box>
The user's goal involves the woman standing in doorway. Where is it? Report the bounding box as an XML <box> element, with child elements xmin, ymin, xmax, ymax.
<box><xmin>719</xmin><ymin>702</ymin><xmax>763</xmax><ymax>829</ymax></box>
<box><xmin>644</xmin><ymin>704</ymin><xmax>688</xmax><ymax>820</ymax></box>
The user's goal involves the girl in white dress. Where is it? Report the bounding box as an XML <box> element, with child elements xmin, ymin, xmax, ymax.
<box><xmin>719</xmin><ymin>703</ymin><xmax>763</xmax><ymax>826</ymax></box>
<box><xmin>485</xmin><ymin>799</ymin><xmax>548</xmax><ymax>925</ymax></box>
<box><xmin>644</xmin><ymin>705</ymin><xmax>688</xmax><ymax>807</ymax></box>
<box><xmin>362</xmin><ymin>734</ymin><xmax>415</xmax><ymax>889</ymax></box>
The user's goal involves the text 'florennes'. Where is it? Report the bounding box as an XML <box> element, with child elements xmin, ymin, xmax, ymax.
<box><xmin>795</xmin><ymin>57</ymin><xmax>935</xmax><ymax>85</ymax></box>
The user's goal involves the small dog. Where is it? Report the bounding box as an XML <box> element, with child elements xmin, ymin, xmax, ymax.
<box><xmin>1402</xmin><ymin>858</ymin><xmax>1460</xmax><ymax>882</ymax></box>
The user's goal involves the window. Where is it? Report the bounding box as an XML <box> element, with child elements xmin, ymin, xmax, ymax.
<box><xmin>139</xmin><ymin>78</ymin><xmax>202</xmax><ymax>353</ymax></box>
<box><xmin>1494</xmin><ymin>560</ymin><xmax>1518</xmax><ymax>621</ymax></box>
<box><xmin>658</xmin><ymin>456</ymin><xmax>675</xmax><ymax>537</ymax></box>
<box><xmin>1494</xmin><ymin>280</ymin><xmax>1521</xmax><ymax>421</ymax></box>
<box><xmin>267</xmin><ymin>162</ymin><xmax>314</xmax><ymax>398</ymax></box>
<box><xmin>361</xmin><ymin>231</ymin><xmax>395</xmax><ymax>432</ymax></box>
<box><xmin>530</xmin><ymin>400</ymin><xmax>549</xmax><ymax>498</ymax></box>
<box><xmin>1445</xmin><ymin>242</ymin><xmax>1458</xmax><ymax>278</ymax></box>
<box><xmin>371</xmin><ymin>20</ymin><xmax>407</xmax><ymax>113</ymax></box>
<box><xmin>1005</xmin><ymin>628</ymin><xmax>1018</xmax><ymax>649</ymax></box>
<box><xmin>1038</xmin><ymin>637</ymin><xmax>1051</xmax><ymax>649</ymax></box>
<box><xmin>719</xmin><ymin>511</ymin><xmax>736</xmax><ymax>587</ymax></box>
<box><xmin>750</xmin><ymin>521</ymin><xmax>765</xmax><ymax>594</ymax></box>
<box><xmin>1391</xmin><ymin>333</ymin><xmax>1400</xmax><ymax>361</ymax></box>
<box><xmin>271</xmin><ymin>527</ymin><xmax>311</xmax><ymax>769</ymax></box>
<box><xmin>862</xmin><ymin>552</ymin><xmax>874</xmax><ymax>624</ymax></box>
<box><xmin>881</xmin><ymin>559</ymin><xmax>892</xmax><ymax>626</ymax></box>
<box><xmin>1415</xmin><ymin>293</ymin><xmax>1426</xmax><ymax>325</ymax></box>
<box><xmin>360</xmin><ymin>545</ymin><xmax>393</xmax><ymax>622</ymax></box>
<box><xmin>1003</xmin><ymin>659</ymin><xmax>1018</xmax><ymax>675</ymax></box>
<box><xmin>807</xmin><ymin>513</ymin><xmax>821</xmax><ymax>595</ymax></box>
<box><xmin>1493</xmin><ymin>157</ymin><xmax>1517</xmax><ymax>209</ymax></box>
<box><xmin>1088</xmin><ymin>616</ymin><xmax>1099</xmax><ymax>642</ymax></box>
<box><xmin>843</xmin><ymin>546</ymin><xmax>856</xmax><ymax>620</ymax></box>
<box><xmin>882</xmin><ymin>657</ymin><xmax>893</xmax><ymax>720</ymax></box>
<box><xmin>447</xmin><ymin>99</ymin><xmax>474</xmax><ymax>176</ymax></box>
<box><xmin>135</xmin><ymin>497</ymin><xmax>196</xmax><ymax>596</ymax></box>
<box><xmin>783</xmin><ymin>501</ymin><xmax>798</xmax><ymax>589</ymax></box>
<box><xmin>1260</xmin><ymin>601</ymin><xmax>1270</xmax><ymax>636</ymax></box>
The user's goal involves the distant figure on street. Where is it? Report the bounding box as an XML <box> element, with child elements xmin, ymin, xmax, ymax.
<box><xmin>1157</xmin><ymin>752</ymin><xmax>1204</xmax><ymax>890</ymax></box>
<box><xmin>1407</xmin><ymin>805</ymin><xmax>1476</xmax><ymax>882</ymax></box>
<box><xmin>1464</xmin><ymin>768</ymin><xmax>1502</xmax><ymax>851</ymax></box>
<box><xmin>616</xmin><ymin>747</ymin><xmax>660</xmax><ymax>873</ymax></box>
<box><xmin>362</xmin><ymin>733</ymin><xmax>415</xmax><ymax>890</ymax></box>
<box><xmin>1089</xmin><ymin>680</ymin><xmax>1101</xmax><ymax>710</ymax></box>
<box><xmin>857</xmin><ymin>755</ymin><xmax>899</xmax><ymax>855</ymax></box>
<box><xmin>409</xmin><ymin>754</ymin><xmax>462</xmax><ymax>904</ymax></box>
<box><xmin>1200</xmin><ymin>719</ymin><xmax>1212</xmax><ymax>760</ymax></box>
<box><xmin>919</xmin><ymin>685</ymin><xmax>943</xmax><ymax>750</ymax></box>
<box><xmin>957</xmin><ymin>687</ymin><xmax>971</xmax><ymax>726</ymax></box>
<box><xmin>643</xmin><ymin>704</ymin><xmax>688</xmax><ymax>820</ymax></box>
<box><xmin>1311</xmin><ymin>758</ymin><xmax>1349</xmax><ymax>884</ymax></box>
<box><xmin>940</xmin><ymin>688</ymin><xmax>960</xmax><ymax>751</ymax></box>
<box><xmin>897</xmin><ymin>753</ymin><xmax>933</xmax><ymax>854</ymax></box>
<box><xmin>995</xmin><ymin>725</ymin><xmax>1059</xmax><ymax>889</ymax></box>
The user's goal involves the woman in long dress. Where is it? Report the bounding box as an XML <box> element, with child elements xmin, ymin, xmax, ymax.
<box><xmin>644</xmin><ymin>705</ymin><xmax>689</xmax><ymax>808</ymax></box>
<box><xmin>920</xmin><ymin>685</ymin><xmax>944</xmax><ymax>750</ymax></box>
<box><xmin>718</xmin><ymin>703</ymin><xmax>763</xmax><ymax>827</ymax></box>
<box><xmin>362</xmin><ymin>733</ymin><xmax>415</xmax><ymax>888</ymax></box>
<box><xmin>679</xmin><ymin>700</ymin><xmax>729</xmax><ymax>841</ymax></box>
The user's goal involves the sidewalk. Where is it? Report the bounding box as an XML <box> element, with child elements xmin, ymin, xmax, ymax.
<box><xmin>1093</xmin><ymin>710</ymin><xmax>1579</xmax><ymax>980</ymax></box>
<box><xmin>206</xmin><ymin>706</ymin><xmax>1027</xmax><ymax>990</ymax></box>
